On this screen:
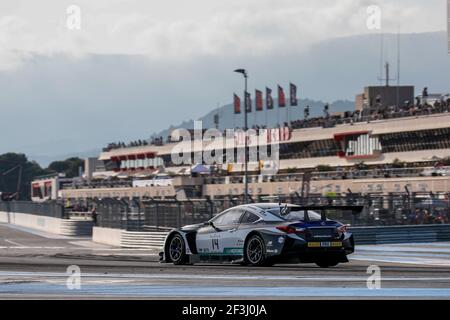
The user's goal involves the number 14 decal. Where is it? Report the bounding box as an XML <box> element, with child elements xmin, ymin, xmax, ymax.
<box><xmin>212</xmin><ymin>238</ymin><xmax>220</xmax><ymax>250</ymax></box>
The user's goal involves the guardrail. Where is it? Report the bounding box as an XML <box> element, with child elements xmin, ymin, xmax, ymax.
<box><xmin>113</xmin><ymin>224</ymin><xmax>450</xmax><ymax>249</ymax></box>
<box><xmin>0</xmin><ymin>201</ymin><xmax>65</xmax><ymax>218</ymax></box>
<box><xmin>0</xmin><ymin>201</ymin><xmax>94</xmax><ymax>236</ymax></box>
<box><xmin>351</xmin><ymin>224</ymin><xmax>450</xmax><ymax>245</ymax></box>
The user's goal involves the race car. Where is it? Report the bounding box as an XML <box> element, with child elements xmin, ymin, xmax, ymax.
<box><xmin>160</xmin><ymin>203</ymin><xmax>356</xmax><ymax>267</ymax></box>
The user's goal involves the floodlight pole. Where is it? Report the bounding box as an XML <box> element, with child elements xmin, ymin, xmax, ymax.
<box><xmin>234</xmin><ymin>69</ymin><xmax>249</xmax><ymax>203</ymax></box>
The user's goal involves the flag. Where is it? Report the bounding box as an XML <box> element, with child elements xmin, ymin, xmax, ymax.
<box><xmin>290</xmin><ymin>83</ymin><xmax>298</xmax><ymax>106</ymax></box>
<box><xmin>233</xmin><ymin>93</ymin><xmax>241</xmax><ymax>114</ymax></box>
<box><xmin>255</xmin><ymin>90</ymin><xmax>263</xmax><ymax>111</ymax></box>
<box><xmin>245</xmin><ymin>91</ymin><xmax>252</xmax><ymax>112</ymax></box>
<box><xmin>278</xmin><ymin>85</ymin><xmax>286</xmax><ymax>107</ymax></box>
<box><xmin>266</xmin><ymin>87</ymin><xmax>274</xmax><ymax>110</ymax></box>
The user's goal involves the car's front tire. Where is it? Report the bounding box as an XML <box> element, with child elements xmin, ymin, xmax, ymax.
<box><xmin>244</xmin><ymin>234</ymin><xmax>268</xmax><ymax>266</ymax></box>
<box><xmin>168</xmin><ymin>234</ymin><xmax>188</xmax><ymax>265</ymax></box>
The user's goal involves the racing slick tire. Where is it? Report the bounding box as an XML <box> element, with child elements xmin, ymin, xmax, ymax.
<box><xmin>168</xmin><ymin>234</ymin><xmax>188</xmax><ymax>265</ymax></box>
<box><xmin>244</xmin><ymin>234</ymin><xmax>269</xmax><ymax>267</ymax></box>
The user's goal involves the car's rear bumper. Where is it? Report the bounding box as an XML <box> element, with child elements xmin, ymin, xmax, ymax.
<box><xmin>276</xmin><ymin>234</ymin><xmax>354</xmax><ymax>263</ymax></box>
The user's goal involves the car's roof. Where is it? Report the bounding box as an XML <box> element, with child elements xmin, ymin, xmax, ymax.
<box><xmin>232</xmin><ymin>203</ymin><xmax>299</xmax><ymax>212</ymax></box>
<box><xmin>250</xmin><ymin>203</ymin><xmax>300</xmax><ymax>210</ymax></box>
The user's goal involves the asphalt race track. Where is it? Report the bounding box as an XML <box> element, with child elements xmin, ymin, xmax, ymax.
<box><xmin>1</xmin><ymin>223</ymin><xmax>450</xmax><ymax>299</ymax></box>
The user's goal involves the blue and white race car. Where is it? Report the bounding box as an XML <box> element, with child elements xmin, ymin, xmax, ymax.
<box><xmin>161</xmin><ymin>203</ymin><xmax>356</xmax><ymax>268</ymax></box>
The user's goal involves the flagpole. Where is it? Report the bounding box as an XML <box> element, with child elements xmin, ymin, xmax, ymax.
<box><xmin>277</xmin><ymin>85</ymin><xmax>280</xmax><ymax>127</ymax></box>
<box><xmin>265</xmin><ymin>88</ymin><xmax>269</xmax><ymax>128</ymax></box>
<box><xmin>265</xmin><ymin>101</ymin><xmax>268</xmax><ymax>128</ymax></box>
<box><xmin>288</xmin><ymin>103</ymin><xmax>291</xmax><ymax>128</ymax></box>
<box><xmin>242</xmin><ymin>96</ymin><xmax>245</xmax><ymax>129</ymax></box>
<box><xmin>288</xmin><ymin>83</ymin><xmax>292</xmax><ymax>128</ymax></box>
<box><xmin>277</xmin><ymin>101</ymin><xmax>280</xmax><ymax>128</ymax></box>
<box><xmin>286</xmin><ymin>89</ymin><xmax>289</xmax><ymax>128</ymax></box>
<box><xmin>253</xmin><ymin>100</ymin><xmax>256</xmax><ymax>129</ymax></box>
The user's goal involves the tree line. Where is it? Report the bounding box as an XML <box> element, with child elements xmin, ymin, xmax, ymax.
<box><xmin>0</xmin><ymin>153</ymin><xmax>84</xmax><ymax>200</ymax></box>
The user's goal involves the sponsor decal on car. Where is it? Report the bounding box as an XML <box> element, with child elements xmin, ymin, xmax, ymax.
<box><xmin>223</xmin><ymin>248</ymin><xmax>244</xmax><ymax>255</ymax></box>
<box><xmin>307</xmin><ymin>241</ymin><xmax>343</xmax><ymax>248</ymax></box>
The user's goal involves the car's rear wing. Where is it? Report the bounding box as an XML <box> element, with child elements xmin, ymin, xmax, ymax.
<box><xmin>292</xmin><ymin>205</ymin><xmax>365</xmax><ymax>221</ymax></box>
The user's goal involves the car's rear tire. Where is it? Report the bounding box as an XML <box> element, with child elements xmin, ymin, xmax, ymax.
<box><xmin>168</xmin><ymin>234</ymin><xmax>188</xmax><ymax>265</ymax></box>
<box><xmin>244</xmin><ymin>234</ymin><xmax>267</xmax><ymax>266</ymax></box>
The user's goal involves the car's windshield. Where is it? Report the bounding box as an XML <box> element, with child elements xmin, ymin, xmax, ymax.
<box><xmin>267</xmin><ymin>207</ymin><xmax>322</xmax><ymax>221</ymax></box>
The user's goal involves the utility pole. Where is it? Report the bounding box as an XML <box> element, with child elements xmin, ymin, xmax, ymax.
<box><xmin>0</xmin><ymin>161</ymin><xmax>23</xmax><ymax>200</ymax></box>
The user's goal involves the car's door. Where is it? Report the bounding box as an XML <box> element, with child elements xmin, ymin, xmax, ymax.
<box><xmin>196</xmin><ymin>208</ymin><xmax>245</xmax><ymax>255</ymax></box>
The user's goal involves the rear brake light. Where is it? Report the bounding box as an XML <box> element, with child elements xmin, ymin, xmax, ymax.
<box><xmin>276</xmin><ymin>226</ymin><xmax>296</xmax><ymax>234</ymax></box>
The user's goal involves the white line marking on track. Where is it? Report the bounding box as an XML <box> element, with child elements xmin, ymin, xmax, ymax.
<box><xmin>356</xmin><ymin>245</ymin><xmax>450</xmax><ymax>254</ymax></box>
<box><xmin>4</xmin><ymin>240</ymin><xmax>25</xmax><ymax>247</ymax></box>
<box><xmin>1</xmin><ymin>271</ymin><xmax>450</xmax><ymax>282</ymax></box>
<box><xmin>374</xmin><ymin>242</ymin><xmax>450</xmax><ymax>248</ymax></box>
<box><xmin>0</xmin><ymin>246</ymin><xmax>66</xmax><ymax>249</ymax></box>
<box><xmin>2</xmin><ymin>285</ymin><xmax>450</xmax><ymax>298</ymax></box>
<box><xmin>350</xmin><ymin>255</ymin><xmax>450</xmax><ymax>266</ymax></box>
<box><xmin>90</xmin><ymin>248</ymin><xmax>155</xmax><ymax>251</ymax></box>
<box><xmin>0</xmin><ymin>246</ymin><xmax>156</xmax><ymax>251</ymax></box>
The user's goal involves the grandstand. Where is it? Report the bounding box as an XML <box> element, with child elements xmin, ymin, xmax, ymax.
<box><xmin>36</xmin><ymin>84</ymin><xmax>450</xmax><ymax>204</ymax></box>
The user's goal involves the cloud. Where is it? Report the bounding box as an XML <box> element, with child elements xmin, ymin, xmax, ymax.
<box><xmin>1</xmin><ymin>31</ymin><xmax>449</xmax><ymax>157</ymax></box>
<box><xmin>0</xmin><ymin>0</ymin><xmax>445</xmax><ymax>70</ymax></box>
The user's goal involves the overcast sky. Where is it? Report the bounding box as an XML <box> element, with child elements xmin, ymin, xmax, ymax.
<box><xmin>0</xmin><ymin>0</ymin><xmax>448</xmax><ymax>161</ymax></box>
<box><xmin>0</xmin><ymin>0</ymin><xmax>446</xmax><ymax>69</ymax></box>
